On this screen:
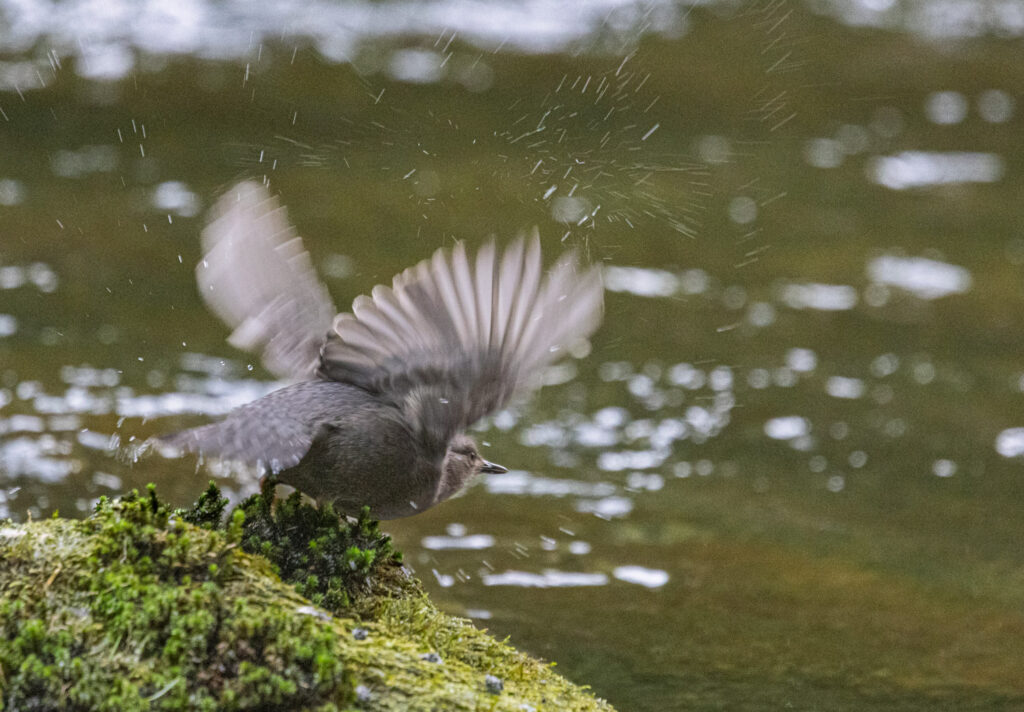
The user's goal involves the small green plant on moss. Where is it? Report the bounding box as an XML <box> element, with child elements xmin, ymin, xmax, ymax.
<box><xmin>180</xmin><ymin>481</ymin><xmax>230</xmax><ymax>529</ymax></box>
<box><xmin>175</xmin><ymin>480</ymin><xmax>406</xmax><ymax>614</ymax></box>
<box><xmin>234</xmin><ymin>480</ymin><xmax>404</xmax><ymax>614</ymax></box>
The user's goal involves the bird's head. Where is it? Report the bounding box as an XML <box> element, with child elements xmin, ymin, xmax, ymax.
<box><xmin>439</xmin><ymin>433</ymin><xmax>507</xmax><ymax>498</ymax></box>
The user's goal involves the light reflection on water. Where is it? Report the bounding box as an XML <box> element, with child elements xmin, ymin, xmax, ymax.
<box><xmin>0</xmin><ymin>261</ymin><xmax>59</xmax><ymax>293</ymax></box>
<box><xmin>482</xmin><ymin>570</ymin><xmax>610</xmax><ymax>588</ymax></box>
<box><xmin>865</xmin><ymin>255</ymin><xmax>973</xmax><ymax>299</ymax></box>
<box><xmin>869</xmin><ymin>151</ymin><xmax>1005</xmax><ymax>190</ymax></box>
<box><xmin>814</xmin><ymin>0</ymin><xmax>1024</xmax><ymax>39</ymax></box>
<box><xmin>0</xmin><ymin>0</ymin><xmax>686</xmax><ymax>82</ymax></box>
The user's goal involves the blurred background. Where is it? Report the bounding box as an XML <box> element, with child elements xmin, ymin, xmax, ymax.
<box><xmin>2</xmin><ymin>1</ymin><xmax>1024</xmax><ymax>709</ymax></box>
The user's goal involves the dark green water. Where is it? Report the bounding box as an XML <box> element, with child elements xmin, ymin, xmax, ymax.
<box><xmin>2</xmin><ymin>2</ymin><xmax>1024</xmax><ymax>709</ymax></box>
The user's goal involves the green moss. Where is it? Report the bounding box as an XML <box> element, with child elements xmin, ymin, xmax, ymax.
<box><xmin>0</xmin><ymin>485</ymin><xmax>614</xmax><ymax>712</ymax></box>
<box><xmin>232</xmin><ymin>480</ymin><xmax>406</xmax><ymax>614</ymax></box>
<box><xmin>0</xmin><ymin>486</ymin><xmax>354</xmax><ymax>710</ymax></box>
<box><xmin>180</xmin><ymin>481</ymin><xmax>230</xmax><ymax>530</ymax></box>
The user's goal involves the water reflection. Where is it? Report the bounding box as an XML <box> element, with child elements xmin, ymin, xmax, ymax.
<box><xmin>825</xmin><ymin>376</ymin><xmax>866</xmax><ymax>399</ymax></box>
<box><xmin>0</xmin><ymin>179</ymin><xmax>26</xmax><ymax>206</ymax></box>
<box><xmin>779</xmin><ymin>283</ymin><xmax>858</xmax><ymax>311</ymax></box>
<box><xmin>422</xmin><ymin>523</ymin><xmax>496</xmax><ymax>551</ymax></box>
<box><xmin>865</xmin><ymin>255</ymin><xmax>972</xmax><ymax>299</ymax></box>
<box><xmin>868</xmin><ymin>151</ymin><xmax>1004</xmax><ymax>190</ymax></box>
<box><xmin>612</xmin><ymin>565</ymin><xmax>669</xmax><ymax>588</ymax></box>
<box><xmin>0</xmin><ymin>261</ymin><xmax>59</xmax><ymax>293</ymax></box>
<box><xmin>977</xmin><ymin>88</ymin><xmax>1016</xmax><ymax>122</ymax></box>
<box><xmin>764</xmin><ymin>415</ymin><xmax>811</xmax><ymax>441</ymax></box>
<box><xmin>995</xmin><ymin>427</ymin><xmax>1024</xmax><ymax>457</ymax></box>
<box><xmin>151</xmin><ymin>181</ymin><xmax>201</xmax><ymax>217</ymax></box>
<box><xmin>483</xmin><ymin>570</ymin><xmax>609</xmax><ymax>588</ymax></box>
<box><xmin>604</xmin><ymin>265</ymin><xmax>709</xmax><ymax>298</ymax></box>
<box><xmin>814</xmin><ymin>0</ymin><xmax>1024</xmax><ymax>39</ymax></box>
<box><xmin>0</xmin><ymin>0</ymin><xmax>686</xmax><ymax>81</ymax></box>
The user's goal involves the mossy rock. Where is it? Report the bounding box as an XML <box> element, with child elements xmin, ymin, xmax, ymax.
<box><xmin>0</xmin><ymin>484</ymin><xmax>614</xmax><ymax>711</ymax></box>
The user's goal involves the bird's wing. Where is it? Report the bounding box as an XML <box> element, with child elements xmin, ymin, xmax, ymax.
<box><xmin>157</xmin><ymin>403</ymin><xmax>315</xmax><ymax>473</ymax></box>
<box><xmin>196</xmin><ymin>181</ymin><xmax>337</xmax><ymax>380</ymax></box>
<box><xmin>156</xmin><ymin>380</ymin><xmax>346</xmax><ymax>473</ymax></box>
<box><xmin>318</xmin><ymin>232</ymin><xmax>604</xmax><ymax>453</ymax></box>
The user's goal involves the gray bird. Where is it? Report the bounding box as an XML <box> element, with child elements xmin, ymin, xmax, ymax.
<box><xmin>160</xmin><ymin>182</ymin><xmax>604</xmax><ymax>519</ymax></box>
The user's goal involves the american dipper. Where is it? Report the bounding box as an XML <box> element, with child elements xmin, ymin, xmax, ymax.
<box><xmin>160</xmin><ymin>182</ymin><xmax>604</xmax><ymax>519</ymax></box>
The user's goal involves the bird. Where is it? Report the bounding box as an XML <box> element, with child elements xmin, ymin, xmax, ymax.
<box><xmin>158</xmin><ymin>181</ymin><xmax>604</xmax><ymax>519</ymax></box>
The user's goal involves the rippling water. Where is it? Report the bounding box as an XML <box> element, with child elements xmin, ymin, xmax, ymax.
<box><xmin>3</xmin><ymin>1</ymin><xmax>1024</xmax><ymax>709</ymax></box>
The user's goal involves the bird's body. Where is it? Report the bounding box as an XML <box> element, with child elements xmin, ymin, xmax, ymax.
<box><xmin>160</xmin><ymin>182</ymin><xmax>603</xmax><ymax>519</ymax></box>
<box><xmin>170</xmin><ymin>380</ymin><xmax>435</xmax><ymax>518</ymax></box>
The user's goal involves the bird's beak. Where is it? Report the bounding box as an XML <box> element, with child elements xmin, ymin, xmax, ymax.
<box><xmin>481</xmin><ymin>459</ymin><xmax>508</xmax><ymax>474</ymax></box>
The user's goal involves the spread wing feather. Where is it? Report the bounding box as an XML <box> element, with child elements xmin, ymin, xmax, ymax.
<box><xmin>196</xmin><ymin>181</ymin><xmax>336</xmax><ymax>380</ymax></box>
<box><xmin>318</xmin><ymin>230</ymin><xmax>604</xmax><ymax>453</ymax></box>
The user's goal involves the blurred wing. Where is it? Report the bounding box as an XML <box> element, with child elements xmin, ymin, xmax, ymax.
<box><xmin>155</xmin><ymin>381</ymin><xmax>347</xmax><ymax>473</ymax></box>
<box><xmin>318</xmin><ymin>231</ymin><xmax>604</xmax><ymax>452</ymax></box>
<box><xmin>196</xmin><ymin>181</ymin><xmax>337</xmax><ymax>380</ymax></box>
<box><xmin>158</xmin><ymin>413</ymin><xmax>314</xmax><ymax>474</ymax></box>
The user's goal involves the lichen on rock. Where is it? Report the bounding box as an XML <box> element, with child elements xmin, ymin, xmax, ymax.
<box><xmin>0</xmin><ymin>483</ymin><xmax>614</xmax><ymax>711</ymax></box>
